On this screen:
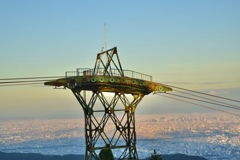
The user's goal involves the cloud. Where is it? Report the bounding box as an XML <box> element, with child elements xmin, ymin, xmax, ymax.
<box><xmin>162</xmin><ymin>81</ymin><xmax>226</xmax><ymax>85</ymax></box>
<box><xmin>209</xmin><ymin>90</ymin><xmax>217</xmax><ymax>95</ymax></box>
<box><xmin>161</xmin><ymin>81</ymin><xmax>194</xmax><ymax>85</ymax></box>
<box><xmin>209</xmin><ymin>90</ymin><xmax>229</xmax><ymax>95</ymax></box>
<box><xmin>199</xmin><ymin>81</ymin><xmax>227</xmax><ymax>85</ymax></box>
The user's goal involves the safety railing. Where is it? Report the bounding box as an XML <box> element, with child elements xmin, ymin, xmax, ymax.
<box><xmin>65</xmin><ymin>68</ymin><xmax>152</xmax><ymax>81</ymax></box>
<box><xmin>123</xmin><ymin>70</ymin><xmax>152</xmax><ymax>81</ymax></box>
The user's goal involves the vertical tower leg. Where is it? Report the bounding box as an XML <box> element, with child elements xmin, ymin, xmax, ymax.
<box><xmin>72</xmin><ymin>88</ymin><xmax>144</xmax><ymax>160</ymax></box>
<box><xmin>118</xmin><ymin>94</ymin><xmax>143</xmax><ymax>159</ymax></box>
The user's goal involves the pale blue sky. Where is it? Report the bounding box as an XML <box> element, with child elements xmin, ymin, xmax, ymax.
<box><xmin>0</xmin><ymin>1</ymin><xmax>240</xmax><ymax>119</ymax></box>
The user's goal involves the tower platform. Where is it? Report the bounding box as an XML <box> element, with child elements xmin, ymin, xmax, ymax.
<box><xmin>44</xmin><ymin>68</ymin><xmax>172</xmax><ymax>95</ymax></box>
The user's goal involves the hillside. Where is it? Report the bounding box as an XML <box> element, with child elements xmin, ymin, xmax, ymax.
<box><xmin>0</xmin><ymin>151</ymin><xmax>207</xmax><ymax>160</ymax></box>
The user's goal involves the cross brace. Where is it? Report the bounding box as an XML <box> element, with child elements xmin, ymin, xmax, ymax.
<box><xmin>72</xmin><ymin>88</ymin><xmax>144</xmax><ymax>160</ymax></box>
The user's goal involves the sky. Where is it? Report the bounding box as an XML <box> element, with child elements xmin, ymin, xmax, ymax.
<box><xmin>0</xmin><ymin>0</ymin><xmax>240</xmax><ymax>119</ymax></box>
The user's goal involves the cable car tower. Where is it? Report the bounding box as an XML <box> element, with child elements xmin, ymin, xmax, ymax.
<box><xmin>45</xmin><ymin>47</ymin><xmax>172</xmax><ymax>159</ymax></box>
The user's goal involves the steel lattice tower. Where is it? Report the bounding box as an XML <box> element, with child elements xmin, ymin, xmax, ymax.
<box><xmin>45</xmin><ymin>47</ymin><xmax>172</xmax><ymax>159</ymax></box>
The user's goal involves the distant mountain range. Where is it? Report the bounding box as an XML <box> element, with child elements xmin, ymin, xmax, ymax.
<box><xmin>0</xmin><ymin>151</ymin><xmax>207</xmax><ymax>160</ymax></box>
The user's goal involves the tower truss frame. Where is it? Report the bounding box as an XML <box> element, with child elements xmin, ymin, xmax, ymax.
<box><xmin>45</xmin><ymin>47</ymin><xmax>172</xmax><ymax>159</ymax></box>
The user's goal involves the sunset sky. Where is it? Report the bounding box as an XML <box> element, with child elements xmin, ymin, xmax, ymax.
<box><xmin>1</xmin><ymin>1</ymin><xmax>239</xmax><ymax>119</ymax></box>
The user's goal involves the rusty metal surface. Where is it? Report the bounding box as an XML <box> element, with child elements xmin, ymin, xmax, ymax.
<box><xmin>44</xmin><ymin>75</ymin><xmax>172</xmax><ymax>95</ymax></box>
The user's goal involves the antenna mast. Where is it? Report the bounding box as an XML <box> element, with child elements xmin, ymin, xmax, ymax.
<box><xmin>104</xmin><ymin>23</ymin><xmax>107</xmax><ymax>51</ymax></box>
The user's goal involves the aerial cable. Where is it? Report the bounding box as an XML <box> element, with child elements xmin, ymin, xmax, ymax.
<box><xmin>158</xmin><ymin>93</ymin><xmax>240</xmax><ymax>117</ymax></box>
<box><xmin>163</xmin><ymin>84</ymin><xmax>240</xmax><ymax>103</ymax></box>
<box><xmin>0</xmin><ymin>76</ymin><xmax>65</xmax><ymax>86</ymax></box>
<box><xmin>156</xmin><ymin>93</ymin><xmax>240</xmax><ymax>117</ymax></box>
<box><xmin>164</xmin><ymin>92</ymin><xmax>240</xmax><ymax>111</ymax></box>
<box><xmin>0</xmin><ymin>76</ymin><xmax>64</xmax><ymax>87</ymax></box>
<box><xmin>0</xmin><ymin>76</ymin><xmax>64</xmax><ymax>81</ymax></box>
<box><xmin>172</xmin><ymin>88</ymin><xmax>240</xmax><ymax>109</ymax></box>
<box><xmin>0</xmin><ymin>79</ymin><xmax>56</xmax><ymax>84</ymax></box>
<box><xmin>0</xmin><ymin>82</ymin><xmax>44</xmax><ymax>87</ymax></box>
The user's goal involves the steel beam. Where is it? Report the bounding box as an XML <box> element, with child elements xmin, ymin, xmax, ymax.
<box><xmin>72</xmin><ymin>88</ymin><xmax>143</xmax><ymax>160</ymax></box>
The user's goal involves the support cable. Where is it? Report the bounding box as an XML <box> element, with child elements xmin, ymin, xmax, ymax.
<box><xmin>163</xmin><ymin>84</ymin><xmax>240</xmax><ymax>103</ymax></box>
<box><xmin>0</xmin><ymin>79</ymin><xmax>55</xmax><ymax>84</ymax></box>
<box><xmin>0</xmin><ymin>76</ymin><xmax>64</xmax><ymax>81</ymax></box>
<box><xmin>164</xmin><ymin>92</ymin><xmax>240</xmax><ymax>111</ymax></box>
<box><xmin>0</xmin><ymin>76</ymin><xmax>64</xmax><ymax>87</ymax></box>
<box><xmin>0</xmin><ymin>82</ymin><xmax>44</xmax><ymax>87</ymax></box>
<box><xmin>156</xmin><ymin>93</ymin><xmax>240</xmax><ymax>117</ymax></box>
<box><xmin>173</xmin><ymin>88</ymin><xmax>240</xmax><ymax>109</ymax></box>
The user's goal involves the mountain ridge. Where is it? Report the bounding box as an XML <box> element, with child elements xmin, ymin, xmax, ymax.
<box><xmin>0</xmin><ymin>151</ymin><xmax>207</xmax><ymax>160</ymax></box>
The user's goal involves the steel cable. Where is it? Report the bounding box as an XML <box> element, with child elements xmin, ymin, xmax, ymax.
<box><xmin>164</xmin><ymin>92</ymin><xmax>240</xmax><ymax>111</ymax></box>
<box><xmin>156</xmin><ymin>93</ymin><xmax>240</xmax><ymax>117</ymax></box>
<box><xmin>172</xmin><ymin>88</ymin><xmax>240</xmax><ymax>109</ymax></box>
<box><xmin>0</xmin><ymin>76</ymin><xmax>64</xmax><ymax>87</ymax></box>
<box><xmin>163</xmin><ymin>84</ymin><xmax>240</xmax><ymax>103</ymax></box>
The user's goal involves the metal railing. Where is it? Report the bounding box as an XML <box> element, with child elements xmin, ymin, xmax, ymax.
<box><xmin>123</xmin><ymin>70</ymin><xmax>152</xmax><ymax>81</ymax></box>
<box><xmin>65</xmin><ymin>68</ymin><xmax>152</xmax><ymax>81</ymax></box>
